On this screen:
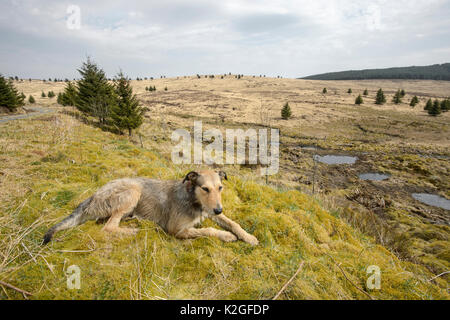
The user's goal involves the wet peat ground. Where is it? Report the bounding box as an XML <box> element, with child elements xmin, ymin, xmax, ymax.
<box><xmin>284</xmin><ymin>144</ymin><xmax>449</xmax><ymax>226</ymax></box>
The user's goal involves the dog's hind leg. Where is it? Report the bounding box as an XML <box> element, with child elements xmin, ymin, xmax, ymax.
<box><xmin>96</xmin><ymin>217</ymin><xmax>109</xmax><ymax>224</ymax></box>
<box><xmin>102</xmin><ymin>188</ymin><xmax>141</xmax><ymax>235</ymax></box>
<box><xmin>175</xmin><ymin>227</ymin><xmax>237</xmax><ymax>242</ymax></box>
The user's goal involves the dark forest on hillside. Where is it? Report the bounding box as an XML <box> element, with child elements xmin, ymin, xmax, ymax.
<box><xmin>303</xmin><ymin>63</ymin><xmax>450</xmax><ymax>81</ymax></box>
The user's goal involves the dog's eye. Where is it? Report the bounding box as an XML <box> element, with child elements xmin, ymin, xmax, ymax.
<box><xmin>219</xmin><ymin>186</ymin><xmax>223</xmax><ymax>191</ymax></box>
<box><xmin>202</xmin><ymin>187</ymin><xmax>209</xmax><ymax>193</ymax></box>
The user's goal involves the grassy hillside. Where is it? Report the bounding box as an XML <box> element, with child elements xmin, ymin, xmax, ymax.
<box><xmin>303</xmin><ymin>63</ymin><xmax>450</xmax><ymax>81</ymax></box>
<box><xmin>0</xmin><ymin>112</ymin><xmax>448</xmax><ymax>300</ymax></box>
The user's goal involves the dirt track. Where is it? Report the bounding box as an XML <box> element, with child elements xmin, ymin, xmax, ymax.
<box><xmin>0</xmin><ymin>107</ymin><xmax>55</xmax><ymax>124</ymax></box>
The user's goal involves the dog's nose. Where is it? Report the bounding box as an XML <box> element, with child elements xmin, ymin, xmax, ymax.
<box><xmin>214</xmin><ymin>207</ymin><xmax>223</xmax><ymax>215</ymax></box>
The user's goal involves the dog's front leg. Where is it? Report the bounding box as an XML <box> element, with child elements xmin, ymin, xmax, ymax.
<box><xmin>175</xmin><ymin>227</ymin><xmax>237</xmax><ymax>242</ymax></box>
<box><xmin>212</xmin><ymin>214</ymin><xmax>259</xmax><ymax>246</ymax></box>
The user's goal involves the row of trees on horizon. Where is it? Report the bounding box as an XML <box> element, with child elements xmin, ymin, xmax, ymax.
<box><xmin>304</xmin><ymin>63</ymin><xmax>450</xmax><ymax>81</ymax></box>
<box><xmin>5</xmin><ymin>73</ymin><xmax>274</xmax><ymax>82</ymax></box>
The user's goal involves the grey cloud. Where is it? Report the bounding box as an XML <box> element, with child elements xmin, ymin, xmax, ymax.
<box><xmin>232</xmin><ymin>12</ymin><xmax>299</xmax><ymax>34</ymax></box>
<box><xmin>0</xmin><ymin>0</ymin><xmax>449</xmax><ymax>79</ymax></box>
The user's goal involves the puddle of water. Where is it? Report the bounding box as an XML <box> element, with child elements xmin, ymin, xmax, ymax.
<box><xmin>412</xmin><ymin>193</ymin><xmax>450</xmax><ymax>210</ymax></box>
<box><xmin>359</xmin><ymin>173</ymin><xmax>390</xmax><ymax>181</ymax></box>
<box><xmin>314</xmin><ymin>155</ymin><xmax>358</xmax><ymax>165</ymax></box>
<box><xmin>296</xmin><ymin>145</ymin><xmax>321</xmax><ymax>151</ymax></box>
<box><xmin>302</xmin><ymin>146</ymin><xmax>319</xmax><ymax>151</ymax></box>
<box><xmin>417</xmin><ymin>154</ymin><xmax>450</xmax><ymax>160</ymax></box>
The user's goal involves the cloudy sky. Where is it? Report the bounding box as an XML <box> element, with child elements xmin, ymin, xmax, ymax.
<box><xmin>1</xmin><ymin>0</ymin><xmax>449</xmax><ymax>79</ymax></box>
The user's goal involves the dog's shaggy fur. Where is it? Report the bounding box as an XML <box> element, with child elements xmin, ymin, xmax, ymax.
<box><xmin>43</xmin><ymin>170</ymin><xmax>259</xmax><ymax>245</ymax></box>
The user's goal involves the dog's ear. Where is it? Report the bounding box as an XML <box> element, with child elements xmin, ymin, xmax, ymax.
<box><xmin>218</xmin><ymin>171</ymin><xmax>228</xmax><ymax>181</ymax></box>
<box><xmin>183</xmin><ymin>171</ymin><xmax>199</xmax><ymax>184</ymax></box>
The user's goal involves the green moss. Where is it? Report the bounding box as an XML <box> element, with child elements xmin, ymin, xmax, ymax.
<box><xmin>51</xmin><ymin>190</ymin><xmax>76</xmax><ymax>208</ymax></box>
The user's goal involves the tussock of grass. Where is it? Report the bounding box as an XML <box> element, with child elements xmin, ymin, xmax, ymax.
<box><xmin>0</xmin><ymin>113</ymin><xmax>448</xmax><ymax>299</ymax></box>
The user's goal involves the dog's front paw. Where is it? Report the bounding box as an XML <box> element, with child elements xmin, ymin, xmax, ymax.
<box><xmin>243</xmin><ymin>234</ymin><xmax>259</xmax><ymax>246</ymax></box>
<box><xmin>221</xmin><ymin>231</ymin><xmax>238</xmax><ymax>242</ymax></box>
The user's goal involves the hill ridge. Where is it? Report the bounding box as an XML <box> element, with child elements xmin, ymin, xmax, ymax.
<box><xmin>302</xmin><ymin>63</ymin><xmax>450</xmax><ymax>81</ymax></box>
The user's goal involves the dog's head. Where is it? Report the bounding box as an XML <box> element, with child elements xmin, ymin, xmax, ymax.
<box><xmin>183</xmin><ymin>170</ymin><xmax>227</xmax><ymax>215</ymax></box>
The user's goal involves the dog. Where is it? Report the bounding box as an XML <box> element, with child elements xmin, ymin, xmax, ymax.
<box><xmin>43</xmin><ymin>170</ymin><xmax>259</xmax><ymax>246</ymax></box>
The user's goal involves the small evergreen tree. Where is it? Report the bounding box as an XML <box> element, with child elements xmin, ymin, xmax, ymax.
<box><xmin>57</xmin><ymin>92</ymin><xmax>63</xmax><ymax>104</ymax></box>
<box><xmin>392</xmin><ymin>90</ymin><xmax>402</xmax><ymax>104</ymax></box>
<box><xmin>424</xmin><ymin>99</ymin><xmax>433</xmax><ymax>111</ymax></box>
<box><xmin>111</xmin><ymin>72</ymin><xmax>144</xmax><ymax>136</ymax></box>
<box><xmin>48</xmin><ymin>91</ymin><xmax>55</xmax><ymax>98</ymax></box>
<box><xmin>428</xmin><ymin>100</ymin><xmax>441</xmax><ymax>116</ymax></box>
<box><xmin>41</xmin><ymin>91</ymin><xmax>46</xmax><ymax>98</ymax></box>
<box><xmin>355</xmin><ymin>95</ymin><xmax>364</xmax><ymax>105</ymax></box>
<box><xmin>13</xmin><ymin>83</ymin><xmax>24</xmax><ymax>107</ymax></box>
<box><xmin>323</xmin><ymin>88</ymin><xmax>327</xmax><ymax>94</ymax></box>
<box><xmin>281</xmin><ymin>102</ymin><xmax>292</xmax><ymax>120</ymax></box>
<box><xmin>375</xmin><ymin>89</ymin><xmax>386</xmax><ymax>105</ymax></box>
<box><xmin>75</xmin><ymin>57</ymin><xmax>115</xmax><ymax>123</ymax></box>
<box><xmin>28</xmin><ymin>95</ymin><xmax>35</xmax><ymax>104</ymax></box>
<box><xmin>347</xmin><ymin>88</ymin><xmax>352</xmax><ymax>94</ymax></box>
<box><xmin>59</xmin><ymin>82</ymin><xmax>78</xmax><ymax>106</ymax></box>
<box><xmin>0</xmin><ymin>75</ymin><xmax>25</xmax><ymax>111</ymax></box>
<box><xmin>440</xmin><ymin>98</ymin><xmax>450</xmax><ymax>112</ymax></box>
<box><xmin>363</xmin><ymin>89</ymin><xmax>369</xmax><ymax>96</ymax></box>
<box><xmin>400</xmin><ymin>89</ymin><xmax>406</xmax><ymax>97</ymax></box>
<box><xmin>410</xmin><ymin>96</ymin><xmax>419</xmax><ymax>107</ymax></box>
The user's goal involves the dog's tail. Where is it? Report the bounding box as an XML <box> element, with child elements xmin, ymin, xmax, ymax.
<box><xmin>43</xmin><ymin>197</ymin><xmax>93</xmax><ymax>245</ymax></box>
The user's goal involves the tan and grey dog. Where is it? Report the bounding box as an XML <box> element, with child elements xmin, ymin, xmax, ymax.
<box><xmin>43</xmin><ymin>170</ymin><xmax>259</xmax><ymax>246</ymax></box>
